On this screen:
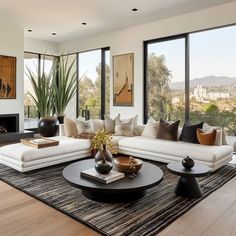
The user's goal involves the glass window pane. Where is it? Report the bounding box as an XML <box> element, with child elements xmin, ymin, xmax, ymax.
<box><xmin>190</xmin><ymin>26</ymin><xmax>236</xmax><ymax>134</ymax></box>
<box><xmin>147</xmin><ymin>38</ymin><xmax>185</xmax><ymax>123</ymax></box>
<box><xmin>63</xmin><ymin>54</ymin><xmax>77</xmax><ymax>118</ymax></box>
<box><xmin>40</xmin><ymin>55</ymin><xmax>55</xmax><ymax>76</ymax></box>
<box><xmin>24</xmin><ymin>52</ymin><xmax>39</xmax><ymax>119</ymax></box>
<box><xmin>79</xmin><ymin>50</ymin><xmax>101</xmax><ymax>119</ymax></box>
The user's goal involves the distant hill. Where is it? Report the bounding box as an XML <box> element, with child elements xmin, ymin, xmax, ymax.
<box><xmin>171</xmin><ymin>76</ymin><xmax>236</xmax><ymax>89</ymax></box>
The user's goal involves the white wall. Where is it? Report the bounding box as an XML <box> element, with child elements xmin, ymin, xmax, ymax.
<box><xmin>0</xmin><ymin>21</ymin><xmax>24</xmax><ymax>131</ymax></box>
<box><xmin>24</xmin><ymin>38</ymin><xmax>60</xmax><ymax>55</ymax></box>
<box><xmin>58</xmin><ymin>1</ymin><xmax>236</xmax><ymax>124</ymax></box>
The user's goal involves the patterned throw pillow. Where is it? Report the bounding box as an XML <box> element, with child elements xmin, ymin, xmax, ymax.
<box><xmin>104</xmin><ymin>114</ymin><xmax>120</xmax><ymax>134</ymax></box>
<box><xmin>114</xmin><ymin>117</ymin><xmax>134</xmax><ymax>137</ymax></box>
<box><xmin>75</xmin><ymin>118</ymin><xmax>94</xmax><ymax>134</ymax></box>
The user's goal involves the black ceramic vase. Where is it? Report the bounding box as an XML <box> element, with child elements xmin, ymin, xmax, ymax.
<box><xmin>182</xmin><ymin>156</ymin><xmax>195</xmax><ymax>170</ymax></box>
<box><xmin>95</xmin><ymin>145</ymin><xmax>113</xmax><ymax>174</ymax></box>
<box><xmin>38</xmin><ymin>117</ymin><xmax>58</xmax><ymax>137</ymax></box>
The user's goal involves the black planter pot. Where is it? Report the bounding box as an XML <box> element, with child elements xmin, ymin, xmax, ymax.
<box><xmin>38</xmin><ymin>117</ymin><xmax>58</xmax><ymax>137</ymax></box>
<box><xmin>57</xmin><ymin>115</ymin><xmax>65</xmax><ymax>124</ymax></box>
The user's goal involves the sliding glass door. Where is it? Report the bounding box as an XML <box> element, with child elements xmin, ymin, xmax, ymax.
<box><xmin>78</xmin><ymin>47</ymin><xmax>110</xmax><ymax>119</ymax></box>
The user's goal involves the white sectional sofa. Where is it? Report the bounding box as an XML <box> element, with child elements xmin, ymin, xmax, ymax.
<box><xmin>0</xmin><ymin>123</ymin><xmax>233</xmax><ymax>172</ymax></box>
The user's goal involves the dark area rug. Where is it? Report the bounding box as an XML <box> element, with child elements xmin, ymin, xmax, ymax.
<box><xmin>0</xmin><ymin>160</ymin><xmax>236</xmax><ymax>236</ymax></box>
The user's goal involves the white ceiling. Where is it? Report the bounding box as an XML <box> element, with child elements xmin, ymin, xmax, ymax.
<box><xmin>0</xmin><ymin>0</ymin><xmax>234</xmax><ymax>43</ymax></box>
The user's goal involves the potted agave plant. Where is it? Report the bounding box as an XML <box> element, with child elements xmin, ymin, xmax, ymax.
<box><xmin>27</xmin><ymin>61</ymin><xmax>57</xmax><ymax>137</ymax></box>
<box><xmin>53</xmin><ymin>56</ymin><xmax>77</xmax><ymax>124</ymax></box>
<box><xmin>91</xmin><ymin>129</ymin><xmax>114</xmax><ymax>174</ymax></box>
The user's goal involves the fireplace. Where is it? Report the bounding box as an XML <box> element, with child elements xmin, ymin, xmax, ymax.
<box><xmin>0</xmin><ymin>114</ymin><xmax>19</xmax><ymax>133</ymax></box>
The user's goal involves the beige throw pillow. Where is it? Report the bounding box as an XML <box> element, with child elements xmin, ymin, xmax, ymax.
<box><xmin>76</xmin><ymin>118</ymin><xmax>94</xmax><ymax>134</ymax></box>
<box><xmin>64</xmin><ymin>116</ymin><xmax>78</xmax><ymax>137</ymax></box>
<box><xmin>141</xmin><ymin>117</ymin><xmax>159</xmax><ymax>138</ymax></box>
<box><xmin>114</xmin><ymin>117</ymin><xmax>134</xmax><ymax>136</ymax></box>
<box><xmin>92</xmin><ymin>119</ymin><xmax>104</xmax><ymax>133</ymax></box>
<box><xmin>104</xmin><ymin>114</ymin><xmax>120</xmax><ymax>134</ymax></box>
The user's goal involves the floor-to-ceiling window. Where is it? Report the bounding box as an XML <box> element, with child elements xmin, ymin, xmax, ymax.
<box><xmin>24</xmin><ymin>52</ymin><xmax>56</xmax><ymax>129</ymax></box>
<box><xmin>24</xmin><ymin>52</ymin><xmax>39</xmax><ymax>119</ymax></box>
<box><xmin>62</xmin><ymin>53</ymin><xmax>77</xmax><ymax>118</ymax></box>
<box><xmin>144</xmin><ymin>24</ymin><xmax>236</xmax><ymax>134</ymax></box>
<box><xmin>78</xmin><ymin>47</ymin><xmax>110</xmax><ymax>119</ymax></box>
<box><xmin>145</xmin><ymin>37</ymin><xmax>185</xmax><ymax>124</ymax></box>
<box><xmin>189</xmin><ymin>26</ymin><xmax>236</xmax><ymax>134</ymax></box>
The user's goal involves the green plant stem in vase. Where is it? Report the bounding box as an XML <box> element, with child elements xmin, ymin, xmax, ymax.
<box><xmin>53</xmin><ymin>56</ymin><xmax>77</xmax><ymax>124</ymax></box>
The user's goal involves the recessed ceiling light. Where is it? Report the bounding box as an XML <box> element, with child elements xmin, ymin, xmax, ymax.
<box><xmin>82</xmin><ymin>22</ymin><xmax>87</xmax><ymax>25</ymax></box>
<box><xmin>132</xmin><ymin>8</ymin><xmax>138</xmax><ymax>12</ymax></box>
<box><xmin>52</xmin><ymin>33</ymin><xmax>56</xmax><ymax>36</ymax></box>
<box><xmin>27</xmin><ymin>29</ymin><xmax>32</xmax><ymax>32</ymax></box>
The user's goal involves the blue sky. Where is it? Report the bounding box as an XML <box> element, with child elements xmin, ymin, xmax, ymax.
<box><xmin>148</xmin><ymin>25</ymin><xmax>236</xmax><ymax>83</ymax></box>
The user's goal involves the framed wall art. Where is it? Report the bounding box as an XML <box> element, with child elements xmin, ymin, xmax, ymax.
<box><xmin>113</xmin><ymin>53</ymin><xmax>134</xmax><ymax>106</ymax></box>
<box><xmin>0</xmin><ymin>55</ymin><xmax>16</xmax><ymax>99</ymax></box>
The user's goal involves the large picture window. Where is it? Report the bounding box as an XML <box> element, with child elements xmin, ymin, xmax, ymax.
<box><xmin>146</xmin><ymin>37</ymin><xmax>185</xmax><ymax>124</ymax></box>
<box><xmin>144</xmin><ymin>24</ymin><xmax>236</xmax><ymax>134</ymax></box>
<box><xmin>24</xmin><ymin>52</ymin><xmax>56</xmax><ymax>128</ymax></box>
<box><xmin>78</xmin><ymin>47</ymin><xmax>110</xmax><ymax>119</ymax></box>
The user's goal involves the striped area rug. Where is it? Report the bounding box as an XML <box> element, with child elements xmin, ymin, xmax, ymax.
<box><xmin>1</xmin><ymin>160</ymin><xmax>236</xmax><ymax>236</ymax></box>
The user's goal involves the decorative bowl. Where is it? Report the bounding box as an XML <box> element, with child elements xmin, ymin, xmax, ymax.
<box><xmin>113</xmin><ymin>156</ymin><xmax>143</xmax><ymax>174</ymax></box>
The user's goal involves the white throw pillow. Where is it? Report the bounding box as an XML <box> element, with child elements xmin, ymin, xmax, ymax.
<box><xmin>76</xmin><ymin>117</ymin><xmax>94</xmax><ymax>134</ymax></box>
<box><xmin>203</xmin><ymin>123</ymin><xmax>228</xmax><ymax>145</ymax></box>
<box><xmin>141</xmin><ymin>117</ymin><xmax>159</xmax><ymax>138</ymax></box>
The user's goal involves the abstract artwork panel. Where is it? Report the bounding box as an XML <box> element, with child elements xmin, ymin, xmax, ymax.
<box><xmin>113</xmin><ymin>53</ymin><xmax>134</xmax><ymax>106</ymax></box>
<box><xmin>0</xmin><ymin>56</ymin><xmax>16</xmax><ymax>99</ymax></box>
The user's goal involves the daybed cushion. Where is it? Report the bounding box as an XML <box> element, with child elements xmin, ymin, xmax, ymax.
<box><xmin>0</xmin><ymin>136</ymin><xmax>90</xmax><ymax>162</ymax></box>
<box><xmin>118</xmin><ymin>136</ymin><xmax>233</xmax><ymax>164</ymax></box>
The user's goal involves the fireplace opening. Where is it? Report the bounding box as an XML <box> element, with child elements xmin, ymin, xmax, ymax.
<box><xmin>0</xmin><ymin>114</ymin><xmax>19</xmax><ymax>133</ymax></box>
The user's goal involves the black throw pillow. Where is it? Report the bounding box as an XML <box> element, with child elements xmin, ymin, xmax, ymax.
<box><xmin>179</xmin><ymin>122</ymin><xmax>204</xmax><ymax>144</ymax></box>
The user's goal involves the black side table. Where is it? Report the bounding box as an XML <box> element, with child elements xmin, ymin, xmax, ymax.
<box><xmin>167</xmin><ymin>162</ymin><xmax>210</xmax><ymax>198</ymax></box>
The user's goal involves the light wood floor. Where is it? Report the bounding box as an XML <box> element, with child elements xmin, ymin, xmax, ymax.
<box><xmin>1</xmin><ymin>175</ymin><xmax>236</xmax><ymax>236</ymax></box>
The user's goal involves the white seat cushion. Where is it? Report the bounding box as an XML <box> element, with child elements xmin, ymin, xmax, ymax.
<box><xmin>0</xmin><ymin>136</ymin><xmax>90</xmax><ymax>162</ymax></box>
<box><xmin>118</xmin><ymin>136</ymin><xmax>233</xmax><ymax>163</ymax></box>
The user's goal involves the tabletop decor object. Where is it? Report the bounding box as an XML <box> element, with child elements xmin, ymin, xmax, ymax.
<box><xmin>182</xmin><ymin>156</ymin><xmax>195</xmax><ymax>169</ymax></box>
<box><xmin>91</xmin><ymin>129</ymin><xmax>114</xmax><ymax>174</ymax></box>
<box><xmin>113</xmin><ymin>156</ymin><xmax>143</xmax><ymax>174</ymax></box>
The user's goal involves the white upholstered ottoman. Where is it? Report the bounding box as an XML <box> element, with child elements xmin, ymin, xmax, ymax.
<box><xmin>0</xmin><ymin>136</ymin><xmax>91</xmax><ymax>172</ymax></box>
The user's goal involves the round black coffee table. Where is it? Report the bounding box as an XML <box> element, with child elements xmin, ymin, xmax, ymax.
<box><xmin>167</xmin><ymin>162</ymin><xmax>210</xmax><ymax>198</ymax></box>
<box><xmin>63</xmin><ymin>159</ymin><xmax>163</xmax><ymax>202</ymax></box>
